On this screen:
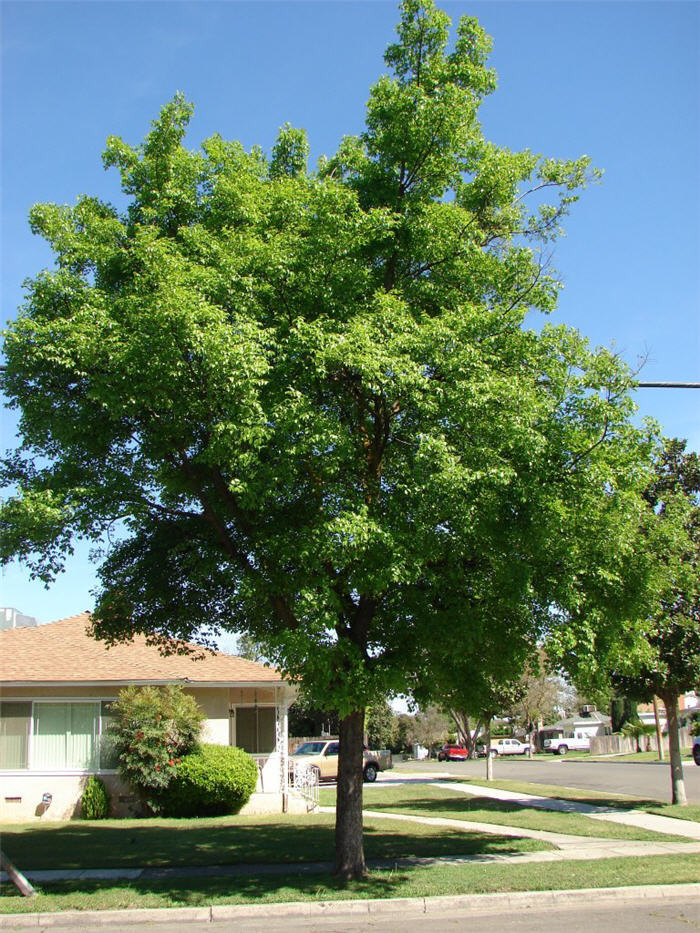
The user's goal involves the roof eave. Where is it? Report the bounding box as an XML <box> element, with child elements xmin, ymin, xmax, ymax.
<box><xmin>1</xmin><ymin>679</ymin><xmax>287</xmax><ymax>688</ymax></box>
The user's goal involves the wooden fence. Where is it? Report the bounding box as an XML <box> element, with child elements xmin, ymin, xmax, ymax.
<box><xmin>590</xmin><ymin>727</ymin><xmax>692</xmax><ymax>756</ymax></box>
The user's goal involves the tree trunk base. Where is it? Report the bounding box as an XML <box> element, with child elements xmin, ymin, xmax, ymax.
<box><xmin>334</xmin><ymin>709</ymin><xmax>367</xmax><ymax>879</ymax></box>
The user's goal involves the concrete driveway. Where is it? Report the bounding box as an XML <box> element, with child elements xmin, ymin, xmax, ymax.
<box><xmin>390</xmin><ymin>756</ymin><xmax>700</xmax><ymax>804</ymax></box>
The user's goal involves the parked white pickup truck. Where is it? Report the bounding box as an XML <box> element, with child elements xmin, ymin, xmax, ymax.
<box><xmin>543</xmin><ymin>734</ymin><xmax>590</xmax><ymax>755</ymax></box>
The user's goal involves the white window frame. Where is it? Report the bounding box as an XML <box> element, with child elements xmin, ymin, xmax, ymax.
<box><xmin>0</xmin><ymin>697</ymin><xmax>118</xmax><ymax>775</ymax></box>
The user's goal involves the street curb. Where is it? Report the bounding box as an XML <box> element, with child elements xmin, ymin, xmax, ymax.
<box><xmin>2</xmin><ymin>883</ymin><xmax>699</xmax><ymax>928</ymax></box>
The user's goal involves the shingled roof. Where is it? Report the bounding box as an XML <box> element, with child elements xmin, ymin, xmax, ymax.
<box><xmin>0</xmin><ymin>613</ymin><xmax>282</xmax><ymax>685</ymax></box>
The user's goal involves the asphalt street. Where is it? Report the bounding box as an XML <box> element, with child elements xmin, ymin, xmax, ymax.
<box><xmin>391</xmin><ymin>755</ymin><xmax>700</xmax><ymax>804</ymax></box>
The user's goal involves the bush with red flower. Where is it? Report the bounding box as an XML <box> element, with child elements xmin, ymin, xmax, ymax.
<box><xmin>109</xmin><ymin>684</ymin><xmax>204</xmax><ymax>813</ymax></box>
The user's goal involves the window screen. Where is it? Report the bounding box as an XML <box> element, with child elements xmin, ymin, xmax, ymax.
<box><xmin>235</xmin><ymin>707</ymin><xmax>276</xmax><ymax>754</ymax></box>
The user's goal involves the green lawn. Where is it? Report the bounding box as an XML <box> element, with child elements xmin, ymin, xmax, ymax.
<box><xmin>319</xmin><ymin>784</ymin><xmax>689</xmax><ymax>841</ymax></box>
<box><xmin>646</xmin><ymin>805</ymin><xmax>700</xmax><ymax>823</ymax></box>
<box><xmin>2</xmin><ymin>854</ymin><xmax>700</xmax><ymax>915</ymax></box>
<box><xmin>0</xmin><ymin>811</ymin><xmax>549</xmax><ymax>873</ymax></box>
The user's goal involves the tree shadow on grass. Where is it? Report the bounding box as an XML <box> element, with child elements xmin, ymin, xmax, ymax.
<box><xmin>0</xmin><ymin>815</ymin><xmax>544</xmax><ymax>873</ymax></box>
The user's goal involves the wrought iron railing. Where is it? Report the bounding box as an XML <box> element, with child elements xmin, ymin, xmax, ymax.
<box><xmin>290</xmin><ymin>761</ymin><xmax>319</xmax><ymax>810</ymax></box>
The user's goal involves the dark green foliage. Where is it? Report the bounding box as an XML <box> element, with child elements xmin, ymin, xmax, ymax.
<box><xmin>611</xmin><ymin>696</ymin><xmax>638</xmax><ymax>733</ymax></box>
<box><xmin>158</xmin><ymin>744</ymin><xmax>258</xmax><ymax>817</ymax></box>
<box><xmin>109</xmin><ymin>685</ymin><xmax>204</xmax><ymax>812</ymax></box>
<box><xmin>288</xmin><ymin>699</ymin><xmax>340</xmax><ymax>738</ymax></box>
<box><xmin>81</xmin><ymin>775</ymin><xmax>110</xmax><ymax>820</ymax></box>
<box><xmin>366</xmin><ymin>701</ymin><xmax>398</xmax><ymax>749</ymax></box>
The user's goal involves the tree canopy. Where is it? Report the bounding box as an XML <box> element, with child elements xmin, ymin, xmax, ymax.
<box><xmin>607</xmin><ymin>440</ymin><xmax>700</xmax><ymax>804</ymax></box>
<box><xmin>1</xmin><ymin>0</ymin><xmax>652</xmax><ymax>875</ymax></box>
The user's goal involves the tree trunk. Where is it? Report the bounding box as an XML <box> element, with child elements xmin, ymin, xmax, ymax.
<box><xmin>661</xmin><ymin>691</ymin><xmax>687</xmax><ymax>806</ymax></box>
<box><xmin>335</xmin><ymin>708</ymin><xmax>367</xmax><ymax>879</ymax></box>
<box><xmin>653</xmin><ymin>695</ymin><xmax>665</xmax><ymax>761</ymax></box>
<box><xmin>485</xmin><ymin>718</ymin><xmax>493</xmax><ymax>781</ymax></box>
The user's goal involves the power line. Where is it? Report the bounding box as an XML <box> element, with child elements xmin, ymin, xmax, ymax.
<box><xmin>636</xmin><ymin>382</ymin><xmax>700</xmax><ymax>389</ymax></box>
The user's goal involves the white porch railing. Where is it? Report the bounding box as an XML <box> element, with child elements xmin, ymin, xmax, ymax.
<box><xmin>290</xmin><ymin>761</ymin><xmax>319</xmax><ymax>810</ymax></box>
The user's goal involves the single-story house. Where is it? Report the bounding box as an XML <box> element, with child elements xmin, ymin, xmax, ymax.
<box><xmin>536</xmin><ymin>707</ymin><xmax>612</xmax><ymax>749</ymax></box>
<box><xmin>0</xmin><ymin>612</ymin><xmax>301</xmax><ymax>820</ymax></box>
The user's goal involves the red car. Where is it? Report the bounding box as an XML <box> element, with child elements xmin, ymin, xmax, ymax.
<box><xmin>437</xmin><ymin>744</ymin><xmax>469</xmax><ymax>761</ymax></box>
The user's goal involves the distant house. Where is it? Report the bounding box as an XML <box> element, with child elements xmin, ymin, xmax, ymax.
<box><xmin>537</xmin><ymin>706</ymin><xmax>612</xmax><ymax>749</ymax></box>
<box><xmin>0</xmin><ymin>613</ymin><xmax>300</xmax><ymax>820</ymax></box>
<box><xmin>637</xmin><ymin>693</ymin><xmax>699</xmax><ymax>730</ymax></box>
<box><xmin>0</xmin><ymin>607</ymin><xmax>38</xmax><ymax>630</ymax></box>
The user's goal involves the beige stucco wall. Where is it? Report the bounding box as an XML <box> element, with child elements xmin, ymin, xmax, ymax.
<box><xmin>0</xmin><ymin>772</ymin><xmax>136</xmax><ymax>822</ymax></box>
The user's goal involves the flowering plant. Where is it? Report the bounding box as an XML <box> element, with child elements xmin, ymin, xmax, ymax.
<box><xmin>109</xmin><ymin>685</ymin><xmax>204</xmax><ymax>812</ymax></box>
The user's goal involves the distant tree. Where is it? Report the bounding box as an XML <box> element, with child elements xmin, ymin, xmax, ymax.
<box><xmin>394</xmin><ymin>713</ymin><xmax>413</xmax><ymax>753</ymax></box>
<box><xmin>505</xmin><ymin>650</ymin><xmax>562</xmax><ymax>740</ymax></box>
<box><xmin>610</xmin><ymin>696</ymin><xmax>638</xmax><ymax>733</ymax></box>
<box><xmin>414</xmin><ymin>589</ymin><xmax>534</xmax><ymax>767</ymax></box>
<box><xmin>236</xmin><ymin>634</ymin><xmax>268</xmax><ymax>664</ymax></box>
<box><xmin>567</xmin><ymin>439</ymin><xmax>700</xmax><ymax>805</ymax></box>
<box><xmin>365</xmin><ymin>701</ymin><xmax>398</xmax><ymax>749</ymax></box>
<box><xmin>407</xmin><ymin>706</ymin><xmax>451</xmax><ymax>755</ymax></box>
<box><xmin>288</xmin><ymin>699</ymin><xmax>340</xmax><ymax>738</ymax></box>
<box><xmin>621</xmin><ymin>719</ymin><xmax>655</xmax><ymax>753</ymax></box>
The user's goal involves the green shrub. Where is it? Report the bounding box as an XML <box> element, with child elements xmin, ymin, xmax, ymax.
<box><xmin>109</xmin><ymin>684</ymin><xmax>205</xmax><ymax>812</ymax></box>
<box><xmin>81</xmin><ymin>775</ymin><xmax>110</xmax><ymax>820</ymax></box>
<box><xmin>158</xmin><ymin>744</ymin><xmax>258</xmax><ymax>817</ymax></box>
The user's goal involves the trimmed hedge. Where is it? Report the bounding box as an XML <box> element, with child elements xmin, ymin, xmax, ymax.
<box><xmin>158</xmin><ymin>744</ymin><xmax>258</xmax><ymax>817</ymax></box>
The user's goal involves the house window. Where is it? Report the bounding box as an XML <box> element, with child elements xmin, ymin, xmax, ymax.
<box><xmin>0</xmin><ymin>700</ymin><xmax>118</xmax><ymax>771</ymax></box>
<box><xmin>235</xmin><ymin>707</ymin><xmax>276</xmax><ymax>755</ymax></box>
<box><xmin>33</xmin><ymin>703</ymin><xmax>100</xmax><ymax>770</ymax></box>
<box><xmin>0</xmin><ymin>702</ymin><xmax>31</xmax><ymax>769</ymax></box>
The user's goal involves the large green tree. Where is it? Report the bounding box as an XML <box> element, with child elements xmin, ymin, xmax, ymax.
<box><xmin>608</xmin><ymin>440</ymin><xmax>700</xmax><ymax>805</ymax></box>
<box><xmin>2</xmin><ymin>1</ymin><xmax>649</xmax><ymax>876</ymax></box>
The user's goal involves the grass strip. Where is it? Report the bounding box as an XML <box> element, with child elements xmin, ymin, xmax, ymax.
<box><xmin>0</xmin><ymin>812</ymin><xmax>548</xmax><ymax>872</ymax></box>
<box><xmin>2</xmin><ymin>854</ymin><xmax>699</xmax><ymax>914</ymax></box>
<box><xmin>645</xmin><ymin>805</ymin><xmax>700</xmax><ymax>823</ymax></box>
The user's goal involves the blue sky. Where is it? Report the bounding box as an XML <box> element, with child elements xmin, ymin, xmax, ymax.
<box><xmin>1</xmin><ymin>0</ymin><xmax>698</xmax><ymax>625</ymax></box>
